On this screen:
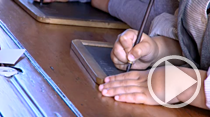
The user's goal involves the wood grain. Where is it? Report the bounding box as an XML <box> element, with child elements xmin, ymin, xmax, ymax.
<box><xmin>0</xmin><ymin>22</ymin><xmax>77</xmax><ymax>117</ymax></box>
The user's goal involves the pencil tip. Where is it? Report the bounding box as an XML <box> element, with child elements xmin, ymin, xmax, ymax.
<box><xmin>126</xmin><ymin>63</ymin><xmax>132</xmax><ymax>72</ymax></box>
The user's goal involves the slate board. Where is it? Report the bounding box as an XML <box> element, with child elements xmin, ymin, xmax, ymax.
<box><xmin>71</xmin><ymin>39</ymin><xmax>125</xmax><ymax>84</ymax></box>
<box><xmin>84</xmin><ymin>45</ymin><xmax>124</xmax><ymax>76</ymax></box>
<box><xmin>14</xmin><ymin>0</ymin><xmax>129</xmax><ymax>29</ymax></box>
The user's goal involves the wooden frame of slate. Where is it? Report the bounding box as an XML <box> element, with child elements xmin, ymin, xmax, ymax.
<box><xmin>71</xmin><ymin>39</ymin><xmax>124</xmax><ymax>84</ymax></box>
<box><xmin>14</xmin><ymin>0</ymin><xmax>129</xmax><ymax>29</ymax></box>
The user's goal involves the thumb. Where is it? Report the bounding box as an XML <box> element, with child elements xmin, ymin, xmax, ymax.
<box><xmin>127</xmin><ymin>41</ymin><xmax>150</xmax><ymax>62</ymax></box>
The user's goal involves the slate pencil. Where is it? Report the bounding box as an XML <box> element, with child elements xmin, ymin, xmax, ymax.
<box><xmin>126</xmin><ymin>0</ymin><xmax>154</xmax><ymax>72</ymax></box>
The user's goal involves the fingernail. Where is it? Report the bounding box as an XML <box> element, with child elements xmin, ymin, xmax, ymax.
<box><xmin>102</xmin><ymin>89</ymin><xmax>108</xmax><ymax>95</ymax></box>
<box><xmin>128</xmin><ymin>54</ymin><xmax>135</xmax><ymax>62</ymax></box>
<box><xmin>115</xmin><ymin>96</ymin><xmax>119</xmax><ymax>101</ymax></box>
<box><xmin>105</xmin><ymin>77</ymin><xmax>110</xmax><ymax>82</ymax></box>
<box><xmin>99</xmin><ymin>85</ymin><xmax>104</xmax><ymax>91</ymax></box>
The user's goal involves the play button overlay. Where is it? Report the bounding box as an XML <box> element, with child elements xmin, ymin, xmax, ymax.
<box><xmin>165</xmin><ymin>61</ymin><xmax>197</xmax><ymax>103</ymax></box>
<box><xmin>148</xmin><ymin>55</ymin><xmax>201</xmax><ymax>108</ymax></box>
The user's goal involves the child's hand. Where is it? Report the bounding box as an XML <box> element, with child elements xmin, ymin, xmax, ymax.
<box><xmin>111</xmin><ymin>29</ymin><xmax>159</xmax><ymax>70</ymax></box>
<box><xmin>98</xmin><ymin>67</ymin><xmax>179</xmax><ymax>105</ymax></box>
<box><xmin>34</xmin><ymin>0</ymin><xmax>68</xmax><ymax>3</ymax></box>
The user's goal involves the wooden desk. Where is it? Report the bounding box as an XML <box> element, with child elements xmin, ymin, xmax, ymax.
<box><xmin>0</xmin><ymin>0</ymin><xmax>209</xmax><ymax>116</ymax></box>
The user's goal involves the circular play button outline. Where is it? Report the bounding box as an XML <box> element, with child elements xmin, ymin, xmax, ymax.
<box><xmin>148</xmin><ymin>55</ymin><xmax>201</xmax><ymax>108</ymax></box>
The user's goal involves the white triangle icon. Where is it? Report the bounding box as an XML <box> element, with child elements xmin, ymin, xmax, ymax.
<box><xmin>165</xmin><ymin>61</ymin><xmax>197</xmax><ymax>103</ymax></box>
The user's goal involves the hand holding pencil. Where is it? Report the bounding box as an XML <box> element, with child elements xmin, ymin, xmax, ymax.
<box><xmin>111</xmin><ymin>29</ymin><xmax>159</xmax><ymax>71</ymax></box>
<box><xmin>111</xmin><ymin>0</ymin><xmax>156</xmax><ymax>71</ymax></box>
<box><xmin>126</xmin><ymin>0</ymin><xmax>154</xmax><ymax>72</ymax></box>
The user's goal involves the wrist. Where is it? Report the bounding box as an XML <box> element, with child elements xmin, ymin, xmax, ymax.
<box><xmin>150</xmin><ymin>36</ymin><xmax>183</xmax><ymax>66</ymax></box>
<box><xmin>176</xmin><ymin>67</ymin><xmax>208</xmax><ymax>109</ymax></box>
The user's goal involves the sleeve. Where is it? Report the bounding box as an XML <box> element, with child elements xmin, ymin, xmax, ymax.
<box><xmin>205</xmin><ymin>67</ymin><xmax>210</xmax><ymax>109</ymax></box>
<box><xmin>108</xmin><ymin>0</ymin><xmax>153</xmax><ymax>33</ymax></box>
<box><xmin>148</xmin><ymin>12</ymin><xmax>178</xmax><ymax>39</ymax></box>
<box><xmin>108</xmin><ymin>0</ymin><xmax>179</xmax><ymax>33</ymax></box>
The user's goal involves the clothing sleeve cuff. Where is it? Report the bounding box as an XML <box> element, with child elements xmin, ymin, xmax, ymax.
<box><xmin>205</xmin><ymin>67</ymin><xmax>210</xmax><ymax>109</ymax></box>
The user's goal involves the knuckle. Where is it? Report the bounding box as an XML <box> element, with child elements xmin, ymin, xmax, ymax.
<box><xmin>111</xmin><ymin>74</ymin><xmax>119</xmax><ymax>81</ymax></box>
<box><xmin>121</xmin><ymin>73</ymin><xmax>127</xmax><ymax>80</ymax></box>
<box><xmin>119</xmin><ymin>81</ymin><xmax>126</xmax><ymax>86</ymax></box>
<box><xmin>124</xmin><ymin>80</ymin><xmax>130</xmax><ymax>86</ymax></box>
<box><xmin>132</xmin><ymin>93</ymin><xmax>139</xmax><ymax>102</ymax></box>
<box><xmin>115</xmin><ymin>43</ymin><xmax>123</xmax><ymax>51</ymax></box>
<box><xmin>119</xmin><ymin>36</ymin><xmax>127</xmax><ymax>44</ymax></box>
<box><xmin>121</xmin><ymin>29</ymin><xmax>136</xmax><ymax>40</ymax></box>
<box><xmin>123</xmin><ymin>87</ymin><xmax>130</xmax><ymax>93</ymax></box>
<box><xmin>113</xmin><ymin>47</ymin><xmax>119</xmax><ymax>56</ymax></box>
<box><xmin>135</xmin><ymin>80</ymin><xmax>142</xmax><ymax>85</ymax></box>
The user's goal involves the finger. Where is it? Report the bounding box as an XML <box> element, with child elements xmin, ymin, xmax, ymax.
<box><xmin>104</xmin><ymin>71</ymin><xmax>141</xmax><ymax>83</ymax></box>
<box><xmin>112</xmin><ymin>41</ymin><xmax>127</xmax><ymax>64</ymax></box>
<box><xmin>119</xmin><ymin>29</ymin><xmax>138</xmax><ymax>53</ymax></box>
<box><xmin>114</xmin><ymin>93</ymin><xmax>146</xmax><ymax>104</ymax></box>
<box><xmin>111</xmin><ymin>59</ymin><xmax>148</xmax><ymax>70</ymax></box>
<box><xmin>111</xmin><ymin>50</ymin><xmax>126</xmax><ymax>65</ymax></box>
<box><xmin>101</xmin><ymin>86</ymin><xmax>146</xmax><ymax>97</ymax></box>
<box><xmin>111</xmin><ymin>53</ymin><xmax>127</xmax><ymax>70</ymax></box>
<box><xmin>114</xmin><ymin>59</ymin><xmax>151</xmax><ymax>70</ymax></box>
<box><xmin>99</xmin><ymin>79</ymin><xmax>146</xmax><ymax>91</ymax></box>
<box><xmin>115</xmin><ymin>64</ymin><xmax>127</xmax><ymax>70</ymax></box>
<box><xmin>131</xmin><ymin>60</ymin><xmax>151</xmax><ymax>70</ymax></box>
<box><xmin>128</xmin><ymin>41</ymin><xmax>151</xmax><ymax>62</ymax></box>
